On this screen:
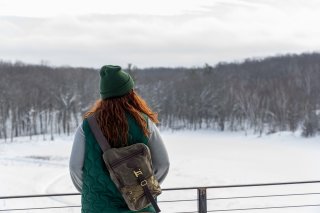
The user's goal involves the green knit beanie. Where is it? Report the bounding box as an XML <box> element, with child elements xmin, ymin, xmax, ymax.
<box><xmin>99</xmin><ymin>65</ymin><xmax>134</xmax><ymax>99</ymax></box>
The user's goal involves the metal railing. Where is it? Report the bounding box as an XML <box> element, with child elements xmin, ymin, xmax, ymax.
<box><xmin>1</xmin><ymin>180</ymin><xmax>320</xmax><ymax>212</ymax></box>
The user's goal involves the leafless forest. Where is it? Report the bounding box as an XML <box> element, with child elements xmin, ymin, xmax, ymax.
<box><xmin>1</xmin><ymin>52</ymin><xmax>320</xmax><ymax>141</ymax></box>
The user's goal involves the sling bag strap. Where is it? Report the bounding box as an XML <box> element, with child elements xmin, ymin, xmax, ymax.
<box><xmin>87</xmin><ymin>115</ymin><xmax>111</xmax><ymax>152</ymax></box>
<box><xmin>136</xmin><ymin>173</ymin><xmax>161</xmax><ymax>213</ymax></box>
<box><xmin>87</xmin><ymin>114</ymin><xmax>161</xmax><ymax>213</ymax></box>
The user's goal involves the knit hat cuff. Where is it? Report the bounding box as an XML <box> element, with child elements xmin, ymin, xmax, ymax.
<box><xmin>100</xmin><ymin>77</ymin><xmax>134</xmax><ymax>99</ymax></box>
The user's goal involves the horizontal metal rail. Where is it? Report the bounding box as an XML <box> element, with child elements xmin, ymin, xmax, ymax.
<box><xmin>207</xmin><ymin>192</ymin><xmax>320</xmax><ymax>201</ymax></box>
<box><xmin>1</xmin><ymin>180</ymin><xmax>320</xmax><ymax>212</ymax></box>
<box><xmin>0</xmin><ymin>193</ymin><xmax>79</xmax><ymax>200</ymax></box>
<box><xmin>161</xmin><ymin>180</ymin><xmax>320</xmax><ymax>191</ymax></box>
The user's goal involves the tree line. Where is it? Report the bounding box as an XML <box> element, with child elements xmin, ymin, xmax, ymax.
<box><xmin>0</xmin><ymin>52</ymin><xmax>320</xmax><ymax>141</ymax></box>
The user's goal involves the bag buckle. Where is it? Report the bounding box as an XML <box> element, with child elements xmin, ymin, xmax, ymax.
<box><xmin>140</xmin><ymin>180</ymin><xmax>148</xmax><ymax>187</ymax></box>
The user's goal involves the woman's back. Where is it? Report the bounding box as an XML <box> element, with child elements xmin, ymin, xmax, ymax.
<box><xmin>81</xmin><ymin>113</ymin><xmax>155</xmax><ymax>213</ymax></box>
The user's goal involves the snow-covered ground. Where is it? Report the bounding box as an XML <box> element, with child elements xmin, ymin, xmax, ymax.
<box><xmin>1</xmin><ymin>130</ymin><xmax>320</xmax><ymax>212</ymax></box>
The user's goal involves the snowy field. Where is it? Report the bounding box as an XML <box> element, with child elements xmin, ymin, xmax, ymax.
<box><xmin>1</xmin><ymin>130</ymin><xmax>320</xmax><ymax>212</ymax></box>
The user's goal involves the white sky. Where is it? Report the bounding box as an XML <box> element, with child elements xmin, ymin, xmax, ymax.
<box><xmin>1</xmin><ymin>0</ymin><xmax>320</xmax><ymax>68</ymax></box>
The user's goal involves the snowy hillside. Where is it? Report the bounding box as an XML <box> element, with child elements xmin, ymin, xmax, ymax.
<box><xmin>1</xmin><ymin>130</ymin><xmax>320</xmax><ymax>212</ymax></box>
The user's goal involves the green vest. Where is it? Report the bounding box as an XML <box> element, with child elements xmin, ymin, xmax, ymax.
<box><xmin>81</xmin><ymin>113</ymin><xmax>155</xmax><ymax>213</ymax></box>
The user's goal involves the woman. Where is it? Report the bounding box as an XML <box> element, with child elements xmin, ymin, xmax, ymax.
<box><xmin>69</xmin><ymin>65</ymin><xmax>170</xmax><ymax>213</ymax></box>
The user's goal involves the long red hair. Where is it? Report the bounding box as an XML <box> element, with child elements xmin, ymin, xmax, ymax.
<box><xmin>83</xmin><ymin>90</ymin><xmax>159</xmax><ymax>147</ymax></box>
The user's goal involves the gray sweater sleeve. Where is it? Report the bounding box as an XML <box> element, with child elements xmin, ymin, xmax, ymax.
<box><xmin>69</xmin><ymin>122</ymin><xmax>85</xmax><ymax>193</ymax></box>
<box><xmin>69</xmin><ymin>118</ymin><xmax>170</xmax><ymax>192</ymax></box>
<box><xmin>147</xmin><ymin>118</ymin><xmax>170</xmax><ymax>184</ymax></box>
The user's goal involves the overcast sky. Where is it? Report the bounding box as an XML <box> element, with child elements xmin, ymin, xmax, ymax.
<box><xmin>1</xmin><ymin>0</ymin><xmax>320</xmax><ymax>68</ymax></box>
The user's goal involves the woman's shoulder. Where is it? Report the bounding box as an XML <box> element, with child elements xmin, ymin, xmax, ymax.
<box><xmin>147</xmin><ymin>117</ymin><xmax>160</xmax><ymax>138</ymax></box>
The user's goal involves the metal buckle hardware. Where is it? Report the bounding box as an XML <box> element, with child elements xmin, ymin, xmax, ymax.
<box><xmin>140</xmin><ymin>180</ymin><xmax>148</xmax><ymax>186</ymax></box>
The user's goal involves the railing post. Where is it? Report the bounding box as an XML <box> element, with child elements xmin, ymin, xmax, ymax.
<box><xmin>197</xmin><ymin>187</ymin><xmax>207</xmax><ymax>213</ymax></box>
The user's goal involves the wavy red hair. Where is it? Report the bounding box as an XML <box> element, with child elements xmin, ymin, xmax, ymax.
<box><xmin>83</xmin><ymin>90</ymin><xmax>159</xmax><ymax>147</ymax></box>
